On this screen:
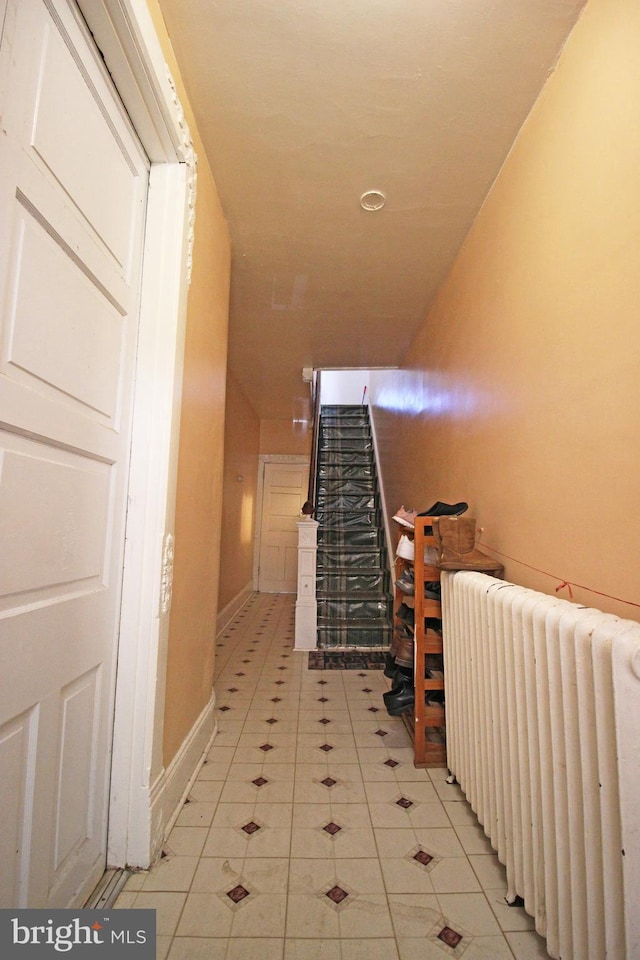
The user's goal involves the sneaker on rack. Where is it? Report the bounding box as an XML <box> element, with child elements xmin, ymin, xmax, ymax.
<box><xmin>392</xmin><ymin>506</ymin><xmax>417</xmax><ymax>528</ymax></box>
<box><xmin>417</xmin><ymin>501</ymin><xmax>468</xmax><ymax>518</ymax></box>
<box><xmin>396</xmin><ymin>535</ymin><xmax>415</xmax><ymax>561</ymax></box>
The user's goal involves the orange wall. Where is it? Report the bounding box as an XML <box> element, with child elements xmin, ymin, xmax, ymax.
<box><xmin>218</xmin><ymin>371</ymin><xmax>261</xmax><ymax>612</ymax></box>
<box><xmin>216</xmin><ymin>414</ymin><xmax>310</xmax><ymax>613</ymax></box>
<box><xmin>371</xmin><ymin>0</ymin><xmax>640</xmax><ymax>620</ymax></box>
<box><xmin>147</xmin><ymin>1</ymin><xmax>232</xmax><ymax>765</ymax></box>
<box><xmin>260</xmin><ymin>418</ymin><xmax>312</xmax><ymax>456</ymax></box>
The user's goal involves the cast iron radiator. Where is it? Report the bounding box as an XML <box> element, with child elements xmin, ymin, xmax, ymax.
<box><xmin>441</xmin><ymin>571</ymin><xmax>640</xmax><ymax>960</ymax></box>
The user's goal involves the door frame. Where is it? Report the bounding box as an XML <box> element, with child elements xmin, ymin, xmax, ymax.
<box><xmin>73</xmin><ymin>0</ymin><xmax>197</xmax><ymax>869</ymax></box>
<box><xmin>254</xmin><ymin>455</ymin><xmax>310</xmax><ymax>591</ymax></box>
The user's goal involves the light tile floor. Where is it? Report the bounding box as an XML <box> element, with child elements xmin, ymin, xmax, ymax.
<box><xmin>116</xmin><ymin>593</ymin><xmax>551</xmax><ymax>960</ymax></box>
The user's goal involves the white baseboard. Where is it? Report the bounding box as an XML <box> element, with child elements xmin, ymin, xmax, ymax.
<box><xmin>216</xmin><ymin>583</ymin><xmax>254</xmax><ymax>635</ymax></box>
<box><xmin>148</xmin><ymin>691</ymin><xmax>218</xmax><ymax>864</ymax></box>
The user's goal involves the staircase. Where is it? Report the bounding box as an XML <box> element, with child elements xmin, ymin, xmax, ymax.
<box><xmin>314</xmin><ymin>404</ymin><xmax>393</xmax><ymax>648</ymax></box>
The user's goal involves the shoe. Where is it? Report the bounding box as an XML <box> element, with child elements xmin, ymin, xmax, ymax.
<box><xmin>425</xmin><ymin>690</ymin><xmax>445</xmax><ymax>705</ymax></box>
<box><xmin>383</xmin><ymin>688</ymin><xmax>399</xmax><ymax>704</ymax></box>
<box><xmin>394</xmin><ymin>632</ymin><xmax>414</xmax><ymax>669</ymax></box>
<box><xmin>417</xmin><ymin>501</ymin><xmax>468</xmax><ymax>518</ymax></box>
<box><xmin>395</xmin><ymin>568</ymin><xmax>415</xmax><ymax>595</ymax></box>
<box><xmin>426</xmin><ymin>727</ymin><xmax>446</xmax><ymax>744</ymax></box>
<box><xmin>396</xmin><ymin>603</ymin><xmax>415</xmax><ymax>628</ymax></box>
<box><xmin>396</xmin><ymin>535</ymin><xmax>415</xmax><ymax>561</ymax></box>
<box><xmin>383</xmin><ymin>651</ymin><xmax>397</xmax><ymax>679</ymax></box>
<box><xmin>424</xmin><ymin>581</ymin><xmax>441</xmax><ymax>601</ymax></box>
<box><xmin>385</xmin><ymin>685</ymin><xmax>415</xmax><ymax>716</ymax></box>
<box><xmin>392</xmin><ymin>506</ymin><xmax>417</xmax><ymax>528</ymax></box>
<box><xmin>386</xmin><ymin>686</ymin><xmax>444</xmax><ymax>713</ymax></box>
<box><xmin>383</xmin><ymin>669</ymin><xmax>413</xmax><ymax>700</ymax></box>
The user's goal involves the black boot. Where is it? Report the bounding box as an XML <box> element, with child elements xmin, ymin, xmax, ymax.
<box><xmin>385</xmin><ymin>684</ymin><xmax>415</xmax><ymax>716</ymax></box>
<box><xmin>383</xmin><ymin>668</ymin><xmax>412</xmax><ymax>700</ymax></box>
<box><xmin>383</xmin><ymin>651</ymin><xmax>397</xmax><ymax>679</ymax></box>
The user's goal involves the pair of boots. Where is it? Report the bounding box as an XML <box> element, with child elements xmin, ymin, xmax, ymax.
<box><xmin>383</xmin><ymin>631</ymin><xmax>415</xmax><ymax>716</ymax></box>
<box><xmin>431</xmin><ymin>516</ymin><xmax>503</xmax><ymax>575</ymax></box>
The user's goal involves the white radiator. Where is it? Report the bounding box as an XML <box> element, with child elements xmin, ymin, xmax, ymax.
<box><xmin>441</xmin><ymin>571</ymin><xmax>640</xmax><ymax>960</ymax></box>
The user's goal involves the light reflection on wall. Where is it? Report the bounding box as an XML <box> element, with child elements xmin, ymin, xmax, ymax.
<box><xmin>240</xmin><ymin>491</ymin><xmax>254</xmax><ymax>545</ymax></box>
<box><xmin>372</xmin><ymin>368</ymin><xmax>489</xmax><ymax>421</ymax></box>
<box><xmin>292</xmin><ymin>395</ymin><xmax>311</xmax><ymax>436</ymax></box>
<box><xmin>292</xmin><ymin>419</ymin><xmax>310</xmax><ymax>438</ymax></box>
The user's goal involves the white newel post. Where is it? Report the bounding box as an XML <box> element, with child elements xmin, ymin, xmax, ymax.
<box><xmin>295</xmin><ymin>518</ymin><xmax>319</xmax><ymax>650</ymax></box>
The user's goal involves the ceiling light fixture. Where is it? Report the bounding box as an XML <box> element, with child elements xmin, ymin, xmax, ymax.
<box><xmin>360</xmin><ymin>190</ymin><xmax>386</xmax><ymax>211</ymax></box>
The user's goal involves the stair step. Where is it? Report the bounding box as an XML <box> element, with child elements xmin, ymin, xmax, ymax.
<box><xmin>316</xmin><ymin>507</ymin><xmax>384</xmax><ymax>546</ymax></box>
<box><xmin>316</xmin><ymin>478</ymin><xmax>377</xmax><ymax>495</ymax></box>
<box><xmin>320</xmin><ymin>418</ymin><xmax>370</xmax><ymax>429</ymax></box>
<box><xmin>314</xmin><ymin>494</ymin><xmax>376</xmax><ymax>511</ymax></box>
<box><xmin>317</xmin><ymin>571</ymin><xmax>390</xmax><ymax>594</ymax></box>
<box><xmin>317</xmin><ymin>620</ymin><xmax>393</xmax><ymax>648</ymax></box>
<box><xmin>318</xmin><ymin>438</ymin><xmax>373</xmax><ymax>453</ymax></box>
<box><xmin>317</xmin><ymin>463</ymin><xmax>375</xmax><ymax>479</ymax></box>
<box><xmin>320</xmin><ymin>426</ymin><xmax>371</xmax><ymax>440</ymax></box>
<box><xmin>317</xmin><ymin>527</ymin><xmax>385</xmax><ymax>548</ymax></box>
<box><xmin>318</xmin><ymin>597</ymin><xmax>393</xmax><ymax>620</ymax></box>
<box><xmin>317</xmin><ymin>451</ymin><xmax>374</xmax><ymax>467</ymax></box>
<box><xmin>316</xmin><ymin>508</ymin><xmax>380</xmax><ymax>523</ymax></box>
<box><xmin>315</xmin><ymin>510</ymin><xmax>381</xmax><ymax>526</ymax></box>
<box><xmin>316</xmin><ymin>544</ymin><xmax>386</xmax><ymax>568</ymax></box>
<box><xmin>320</xmin><ymin>405</ymin><xmax>368</xmax><ymax>416</ymax></box>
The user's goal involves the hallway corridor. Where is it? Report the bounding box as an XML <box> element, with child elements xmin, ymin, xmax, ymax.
<box><xmin>116</xmin><ymin>594</ymin><xmax>549</xmax><ymax>959</ymax></box>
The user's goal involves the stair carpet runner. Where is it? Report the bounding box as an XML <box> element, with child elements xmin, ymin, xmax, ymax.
<box><xmin>315</xmin><ymin>404</ymin><xmax>393</xmax><ymax>648</ymax></box>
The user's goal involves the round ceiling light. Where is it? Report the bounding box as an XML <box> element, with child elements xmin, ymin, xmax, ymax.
<box><xmin>360</xmin><ymin>190</ymin><xmax>386</xmax><ymax>211</ymax></box>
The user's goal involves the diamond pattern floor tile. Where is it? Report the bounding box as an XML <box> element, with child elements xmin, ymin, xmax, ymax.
<box><xmin>116</xmin><ymin>593</ymin><xmax>549</xmax><ymax>960</ymax></box>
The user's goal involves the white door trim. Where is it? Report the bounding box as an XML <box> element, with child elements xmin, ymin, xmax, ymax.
<box><xmin>75</xmin><ymin>0</ymin><xmax>198</xmax><ymax>868</ymax></box>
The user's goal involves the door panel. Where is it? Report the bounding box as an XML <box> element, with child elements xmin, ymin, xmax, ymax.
<box><xmin>53</xmin><ymin>667</ymin><xmax>101</xmax><ymax>874</ymax></box>
<box><xmin>31</xmin><ymin>20</ymin><xmax>138</xmax><ymax>271</ymax></box>
<box><xmin>7</xmin><ymin>207</ymin><xmax>125</xmax><ymax>418</ymax></box>
<box><xmin>0</xmin><ymin>708</ymin><xmax>38</xmax><ymax>906</ymax></box>
<box><xmin>0</xmin><ymin>0</ymin><xmax>148</xmax><ymax>907</ymax></box>
<box><xmin>0</xmin><ymin>436</ymin><xmax>110</xmax><ymax>601</ymax></box>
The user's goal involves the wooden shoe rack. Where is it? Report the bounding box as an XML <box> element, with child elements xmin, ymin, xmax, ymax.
<box><xmin>394</xmin><ymin>516</ymin><xmax>446</xmax><ymax>767</ymax></box>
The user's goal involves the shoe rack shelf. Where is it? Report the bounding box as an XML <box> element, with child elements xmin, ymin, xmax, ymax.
<box><xmin>394</xmin><ymin>517</ymin><xmax>447</xmax><ymax>768</ymax></box>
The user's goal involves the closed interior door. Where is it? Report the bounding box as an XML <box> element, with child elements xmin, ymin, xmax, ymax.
<box><xmin>0</xmin><ymin>0</ymin><xmax>148</xmax><ymax>907</ymax></box>
<box><xmin>258</xmin><ymin>462</ymin><xmax>309</xmax><ymax>593</ymax></box>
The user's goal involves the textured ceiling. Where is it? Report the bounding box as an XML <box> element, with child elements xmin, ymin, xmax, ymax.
<box><xmin>157</xmin><ymin>0</ymin><xmax>586</xmax><ymax>420</ymax></box>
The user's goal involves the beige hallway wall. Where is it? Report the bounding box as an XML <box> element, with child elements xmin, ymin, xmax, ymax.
<box><xmin>370</xmin><ymin>0</ymin><xmax>640</xmax><ymax>620</ymax></box>
<box><xmin>260</xmin><ymin>419</ymin><xmax>313</xmax><ymax>457</ymax></box>
<box><xmin>146</xmin><ymin>0</ymin><xmax>232</xmax><ymax>766</ymax></box>
<box><xmin>218</xmin><ymin>371</ymin><xmax>261</xmax><ymax>612</ymax></box>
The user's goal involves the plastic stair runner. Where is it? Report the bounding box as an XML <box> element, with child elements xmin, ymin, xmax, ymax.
<box><xmin>315</xmin><ymin>405</ymin><xmax>393</xmax><ymax>648</ymax></box>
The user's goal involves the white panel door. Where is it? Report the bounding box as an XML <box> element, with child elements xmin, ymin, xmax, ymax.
<box><xmin>0</xmin><ymin>0</ymin><xmax>148</xmax><ymax>907</ymax></box>
<box><xmin>258</xmin><ymin>462</ymin><xmax>309</xmax><ymax>593</ymax></box>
